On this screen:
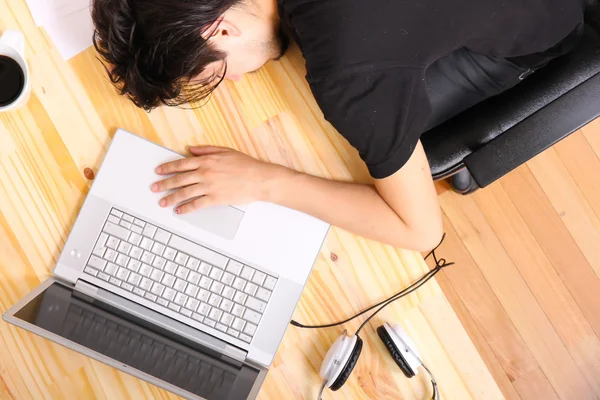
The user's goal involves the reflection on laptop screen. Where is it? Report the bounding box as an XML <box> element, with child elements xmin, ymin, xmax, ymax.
<box><xmin>13</xmin><ymin>283</ymin><xmax>260</xmax><ymax>400</ymax></box>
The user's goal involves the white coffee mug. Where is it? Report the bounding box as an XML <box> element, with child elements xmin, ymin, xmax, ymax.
<box><xmin>0</xmin><ymin>30</ymin><xmax>31</xmax><ymax>112</ymax></box>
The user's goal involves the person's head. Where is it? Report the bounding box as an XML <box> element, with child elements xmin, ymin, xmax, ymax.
<box><xmin>92</xmin><ymin>0</ymin><xmax>289</xmax><ymax>111</ymax></box>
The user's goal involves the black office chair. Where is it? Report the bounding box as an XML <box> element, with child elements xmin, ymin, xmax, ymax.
<box><xmin>422</xmin><ymin>0</ymin><xmax>600</xmax><ymax>194</ymax></box>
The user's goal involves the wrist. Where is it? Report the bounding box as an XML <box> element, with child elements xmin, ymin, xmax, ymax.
<box><xmin>260</xmin><ymin>164</ymin><xmax>299</xmax><ymax>204</ymax></box>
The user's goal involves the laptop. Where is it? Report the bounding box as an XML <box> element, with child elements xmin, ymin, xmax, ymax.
<box><xmin>3</xmin><ymin>129</ymin><xmax>330</xmax><ymax>400</ymax></box>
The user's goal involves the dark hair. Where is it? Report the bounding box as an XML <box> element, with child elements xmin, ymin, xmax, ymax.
<box><xmin>92</xmin><ymin>0</ymin><xmax>241</xmax><ymax>111</ymax></box>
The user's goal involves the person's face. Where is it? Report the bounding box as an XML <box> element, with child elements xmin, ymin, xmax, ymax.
<box><xmin>200</xmin><ymin>4</ymin><xmax>289</xmax><ymax>82</ymax></box>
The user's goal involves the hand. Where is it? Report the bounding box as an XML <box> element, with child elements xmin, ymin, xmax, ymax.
<box><xmin>151</xmin><ymin>146</ymin><xmax>290</xmax><ymax>214</ymax></box>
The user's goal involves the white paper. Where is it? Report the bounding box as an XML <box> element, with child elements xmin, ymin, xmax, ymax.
<box><xmin>24</xmin><ymin>0</ymin><xmax>49</xmax><ymax>26</ymax></box>
<box><xmin>44</xmin><ymin>9</ymin><xmax>94</xmax><ymax>59</ymax></box>
<box><xmin>24</xmin><ymin>0</ymin><xmax>94</xmax><ymax>59</ymax></box>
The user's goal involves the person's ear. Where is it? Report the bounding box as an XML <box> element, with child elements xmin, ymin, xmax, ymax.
<box><xmin>201</xmin><ymin>18</ymin><xmax>241</xmax><ymax>41</ymax></box>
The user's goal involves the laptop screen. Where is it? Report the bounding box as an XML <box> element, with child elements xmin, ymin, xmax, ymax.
<box><xmin>12</xmin><ymin>282</ymin><xmax>262</xmax><ymax>400</ymax></box>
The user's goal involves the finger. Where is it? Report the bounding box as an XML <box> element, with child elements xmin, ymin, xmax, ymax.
<box><xmin>152</xmin><ymin>170</ymin><xmax>200</xmax><ymax>192</ymax></box>
<box><xmin>175</xmin><ymin>196</ymin><xmax>215</xmax><ymax>215</ymax></box>
<box><xmin>156</xmin><ymin>157</ymin><xmax>202</xmax><ymax>175</ymax></box>
<box><xmin>159</xmin><ymin>184</ymin><xmax>207</xmax><ymax>208</ymax></box>
<box><xmin>188</xmin><ymin>145</ymin><xmax>231</xmax><ymax>156</ymax></box>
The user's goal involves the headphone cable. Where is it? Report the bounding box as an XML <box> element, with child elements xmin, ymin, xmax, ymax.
<box><xmin>290</xmin><ymin>234</ymin><xmax>454</xmax><ymax>330</ymax></box>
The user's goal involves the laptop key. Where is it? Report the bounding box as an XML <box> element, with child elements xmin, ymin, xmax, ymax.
<box><xmin>243</xmin><ymin>323</ymin><xmax>257</xmax><ymax>336</ymax></box>
<box><xmin>128</xmin><ymin>272</ymin><xmax>142</xmax><ymax>286</ymax></box>
<box><xmin>174</xmin><ymin>278</ymin><xmax>187</xmax><ymax>292</ymax></box>
<box><xmin>251</xmin><ymin>271</ymin><xmax>266</xmax><ymax>286</ymax></box>
<box><xmin>222</xmin><ymin>286</ymin><xmax>235</xmax><ymax>300</ymax></box>
<box><xmin>219</xmin><ymin>299</ymin><xmax>234</xmax><ymax>313</ymax></box>
<box><xmin>192</xmin><ymin>313</ymin><xmax>204</xmax><ymax>323</ymax></box>
<box><xmin>105</xmin><ymin>262</ymin><xmax>118</xmax><ymax>276</ymax></box>
<box><xmin>132</xmin><ymin>287</ymin><xmax>145</xmax><ymax>296</ymax></box>
<box><xmin>154</xmin><ymin>229</ymin><xmax>171</xmax><ymax>244</ymax></box>
<box><xmin>118</xmin><ymin>242</ymin><xmax>132</xmax><ymax>254</ymax></box>
<box><xmin>104</xmin><ymin>222</ymin><xmax>130</xmax><ymax>241</ymax></box>
<box><xmin>211</xmin><ymin>281</ymin><xmax>224</xmax><ymax>295</ymax></box>
<box><xmin>143</xmin><ymin>224</ymin><xmax>157</xmax><ymax>238</ymax></box>
<box><xmin>244</xmin><ymin>283</ymin><xmax>258</xmax><ymax>297</ymax></box>
<box><xmin>151</xmin><ymin>269</ymin><xmax>164</xmax><ymax>282</ymax></box>
<box><xmin>140</xmin><ymin>237</ymin><xmax>153</xmax><ymax>251</ymax></box>
<box><xmin>144</xmin><ymin>292</ymin><xmax>158</xmax><ymax>302</ymax></box>
<box><xmin>198</xmin><ymin>302</ymin><xmax>211</xmax><ymax>316</ymax></box>
<box><xmin>164</xmin><ymin>261</ymin><xmax>178</xmax><ymax>274</ymax></box>
<box><xmin>121</xmin><ymin>282</ymin><xmax>134</xmax><ymax>291</ymax></box>
<box><xmin>243</xmin><ymin>309</ymin><xmax>261</xmax><ymax>325</ymax></box>
<box><xmin>167</xmin><ymin>303</ymin><xmax>181</xmax><ymax>312</ymax></box>
<box><xmin>186</xmin><ymin>298</ymin><xmax>200</xmax><ymax>312</ymax></box>
<box><xmin>232</xmin><ymin>318</ymin><xmax>246</xmax><ymax>332</ymax></box>
<box><xmin>131</xmin><ymin>225</ymin><xmax>143</xmax><ymax>234</ymax></box>
<box><xmin>122</xmin><ymin>214</ymin><xmax>134</xmax><ymax>223</ymax></box>
<box><xmin>129</xmin><ymin>246</ymin><xmax>143</xmax><ymax>260</ymax></box>
<box><xmin>227</xmin><ymin>328</ymin><xmax>239</xmax><ymax>338</ymax></box>
<box><xmin>119</xmin><ymin>220</ymin><xmax>132</xmax><ymax>230</ymax></box>
<box><xmin>104</xmin><ymin>249</ymin><xmax>118</xmax><ymax>263</ymax></box>
<box><xmin>204</xmin><ymin>319</ymin><xmax>216</xmax><ymax>328</ymax></box>
<box><xmin>256</xmin><ymin>287</ymin><xmax>272</xmax><ymax>302</ymax></box>
<box><xmin>141</xmin><ymin>251</ymin><xmax>155</xmax><ymax>265</ymax></box>
<box><xmin>239</xmin><ymin>333</ymin><xmax>252</xmax><ymax>343</ymax></box>
<box><xmin>163</xmin><ymin>288</ymin><xmax>176</xmax><ymax>301</ymax></box>
<box><xmin>152</xmin><ymin>256</ymin><xmax>166</xmax><ymax>270</ymax></box>
<box><xmin>175</xmin><ymin>252</ymin><xmax>189</xmax><ymax>266</ymax></box>
<box><xmin>199</xmin><ymin>276</ymin><xmax>213</xmax><ymax>290</ymax></box>
<box><xmin>187</xmin><ymin>257</ymin><xmax>200</xmax><ymax>271</ymax></box>
<box><xmin>140</xmin><ymin>277</ymin><xmax>153</xmax><ymax>291</ymax></box>
<box><xmin>184</xmin><ymin>284</ymin><xmax>199</xmax><ymax>298</ymax></box>
<box><xmin>92</xmin><ymin>245</ymin><xmax>107</xmax><ymax>258</ymax></box>
<box><xmin>188</xmin><ymin>271</ymin><xmax>201</xmax><ymax>285</ymax></box>
<box><xmin>181</xmin><ymin>308</ymin><xmax>193</xmax><ymax>318</ymax></box>
<box><xmin>150</xmin><ymin>282</ymin><xmax>165</xmax><ymax>297</ymax></box>
<box><xmin>128</xmin><ymin>232</ymin><xmax>142</xmax><ymax>246</ymax></box>
<box><xmin>197</xmin><ymin>289</ymin><xmax>210</xmax><ymax>302</ymax></box>
<box><xmin>174</xmin><ymin>292</ymin><xmax>188</xmax><ymax>306</ymax></box>
<box><xmin>116</xmin><ymin>254</ymin><xmax>129</xmax><ymax>267</ymax></box>
<box><xmin>240</xmin><ymin>266</ymin><xmax>255</xmax><ymax>281</ymax></box>
<box><xmin>84</xmin><ymin>267</ymin><xmax>98</xmax><ymax>276</ymax></box>
<box><xmin>88</xmin><ymin>255</ymin><xmax>107</xmax><ymax>271</ymax></box>
<box><xmin>264</xmin><ymin>276</ymin><xmax>277</xmax><ymax>290</ymax></box>
<box><xmin>221</xmin><ymin>272</ymin><xmax>235</xmax><ymax>286</ymax></box>
<box><xmin>232</xmin><ymin>304</ymin><xmax>246</xmax><ymax>318</ymax></box>
<box><xmin>209</xmin><ymin>268</ymin><xmax>223</xmax><ymax>281</ymax></box>
<box><xmin>139</xmin><ymin>264</ymin><xmax>152</xmax><ymax>277</ymax></box>
<box><xmin>110</xmin><ymin>209</ymin><xmax>123</xmax><ymax>218</ymax></box>
<box><xmin>232</xmin><ymin>277</ymin><xmax>247</xmax><ymax>291</ymax></box>
<box><xmin>106</xmin><ymin>236</ymin><xmax>120</xmax><ymax>250</ymax></box>
<box><xmin>157</xmin><ymin>298</ymin><xmax>169</xmax><ymax>307</ymax></box>
<box><xmin>168</xmin><ymin>235</ymin><xmax>228</xmax><ymax>269</ymax></box>
<box><xmin>209</xmin><ymin>308</ymin><xmax>223</xmax><ymax>321</ymax></box>
<box><xmin>216</xmin><ymin>323</ymin><xmax>227</xmax><ymax>332</ymax></box>
<box><xmin>233</xmin><ymin>291</ymin><xmax>247</xmax><ymax>304</ymax></box>
<box><xmin>162</xmin><ymin>274</ymin><xmax>176</xmax><ymax>287</ymax></box>
<box><xmin>107</xmin><ymin>214</ymin><xmax>120</xmax><ymax>224</ymax></box>
<box><xmin>199</xmin><ymin>262</ymin><xmax>212</xmax><ymax>275</ymax></box>
<box><xmin>98</xmin><ymin>272</ymin><xmax>110</xmax><ymax>281</ymax></box>
<box><xmin>163</xmin><ymin>247</ymin><xmax>177</xmax><ymax>261</ymax></box>
<box><xmin>208</xmin><ymin>293</ymin><xmax>222</xmax><ymax>307</ymax></box>
<box><xmin>175</xmin><ymin>266</ymin><xmax>190</xmax><ymax>280</ymax></box>
<box><xmin>220</xmin><ymin>313</ymin><xmax>234</xmax><ymax>326</ymax></box>
<box><xmin>245</xmin><ymin>296</ymin><xmax>266</xmax><ymax>313</ymax></box>
<box><xmin>152</xmin><ymin>242</ymin><xmax>166</xmax><ymax>256</ymax></box>
<box><xmin>116</xmin><ymin>267</ymin><xmax>130</xmax><ymax>281</ymax></box>
<box><xmin>127</xmin><ymin>259</ymin><xmax>141</xmax><ymax>272</ymax></box>
<box><xmin>226</xmin><ymin>260</ymin><xmax>243</xmax><ymax>275</ymax></box>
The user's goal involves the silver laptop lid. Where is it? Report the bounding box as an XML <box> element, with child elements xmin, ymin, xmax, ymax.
<box><xmin>2</xmin><ymin>279</ymin><xmax>267</xmax><ymax>400</ymax></box>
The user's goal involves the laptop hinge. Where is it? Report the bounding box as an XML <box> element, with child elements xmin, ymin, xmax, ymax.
<box><xmin>74</xmin><ymin>280</ymin><xmax>247</xmax><ymax>363</ymax></box>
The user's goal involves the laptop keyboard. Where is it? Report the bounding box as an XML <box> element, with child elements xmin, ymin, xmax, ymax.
<box><xmin>83</xmin><ymin>208</ymin><xmax>278</xmax><ymax>344</ymax></box>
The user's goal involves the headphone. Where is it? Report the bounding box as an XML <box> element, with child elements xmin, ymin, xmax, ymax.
<box><xmin>291</xmin><ymin>234</ymin><xmax>452</xmax><ymax>400</ymax></box>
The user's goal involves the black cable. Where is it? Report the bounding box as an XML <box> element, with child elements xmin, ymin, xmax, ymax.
<box><xmin>290</xmin><ymin>233</ymin><xmax>453</xmax><ymax>330</ymax></box>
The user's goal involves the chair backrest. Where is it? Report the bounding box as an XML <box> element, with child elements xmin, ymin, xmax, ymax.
<box><xmin>585</xmin><ymin>0</ymin><xmax>600</xmax><ymax>23</ymax></box>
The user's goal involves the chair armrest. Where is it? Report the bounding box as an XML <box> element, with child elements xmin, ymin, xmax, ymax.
<box><xmin>464</xmin><ymin>72</ymin><xmax>600</xmax><ymax>188</ymax></box>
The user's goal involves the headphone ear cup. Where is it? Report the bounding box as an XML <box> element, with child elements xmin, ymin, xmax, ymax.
<box><xmin>330</xmin><ymin>336</ymin><xmax>363</xmax><ymax>391</ymax></box>
<box><xmin>377</xmin><ymin>325</ymin><xmax>415</xmax><ymax>378</ymax></box>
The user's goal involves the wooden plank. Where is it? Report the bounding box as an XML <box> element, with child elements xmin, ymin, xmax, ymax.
<box><xmin>526</xmin><ymin>148</ymin><xmax>600</xmax><ymax>278</ymax></box>
<box><xmin>432</xmin><ymin>214</ymin><xmax>540</xmax><ymax>385</ymax></box>
<box><xmin>435</xmin><ymin>272</ymin><xmax>520</xmax><ymax>400</ymax></box>
<box><xmin>440</xmin><ymin>191</ymin><xmax>595</xmax><ymax>400</ymax></box>
<box><xmin>500</xmin><ymin>167</ymin><xmax>600</xmax><ymax>340</ymax></box>
<box><xmin>554</xmin><ymin>131</ymin><xmax>600</xmax><ymax>221</ymax></box>
<box><xmin>473</xmin><ymin>181</ymin><xmax>600</xmax><ymax>397</ymax></box>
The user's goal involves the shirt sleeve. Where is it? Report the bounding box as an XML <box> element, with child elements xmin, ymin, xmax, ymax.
<box><xmin>309</xmin><ymin>67</ymin><xmax>431</xmax><ymax>179</ymax></box>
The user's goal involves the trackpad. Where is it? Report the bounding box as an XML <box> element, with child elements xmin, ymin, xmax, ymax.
<box><xmin>177</xmin><ymin>206</ymin><xmax>244</xmax><ymax>240</ymax></box>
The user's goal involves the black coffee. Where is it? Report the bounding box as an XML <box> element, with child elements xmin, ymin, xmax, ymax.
<box><xmin>0</xmin><ymin>55</ymin><xmax>25</xmax><ymax>107</ymax></box>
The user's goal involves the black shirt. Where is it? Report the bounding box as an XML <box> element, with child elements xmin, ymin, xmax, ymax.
<box><xmin>278</xmin><ymin>0</ymin><xmax>584</xmax><ymax>178</ymax></box>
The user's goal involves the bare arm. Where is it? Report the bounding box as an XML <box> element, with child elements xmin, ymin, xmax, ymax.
<box><xmin>152</xmin><ymin>140</ymin><xmax>442</xmax><ymax>251</ymax></box>
<box><xmin>266</xmin><ymin>141</ymin><xmax>443</xmax><ymax>251</ymax></box>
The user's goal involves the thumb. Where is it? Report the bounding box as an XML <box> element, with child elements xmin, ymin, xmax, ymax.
<box><xmin>188</xmin><ymin>145</ymin><xmax>230</xmax><ymax>156</ymax></box>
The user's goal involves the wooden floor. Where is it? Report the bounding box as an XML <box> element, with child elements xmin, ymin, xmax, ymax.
<box><xmin>431</xmin><ymin>118</ymin><xmax>600</xmax><ymax>400</ymax></box>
